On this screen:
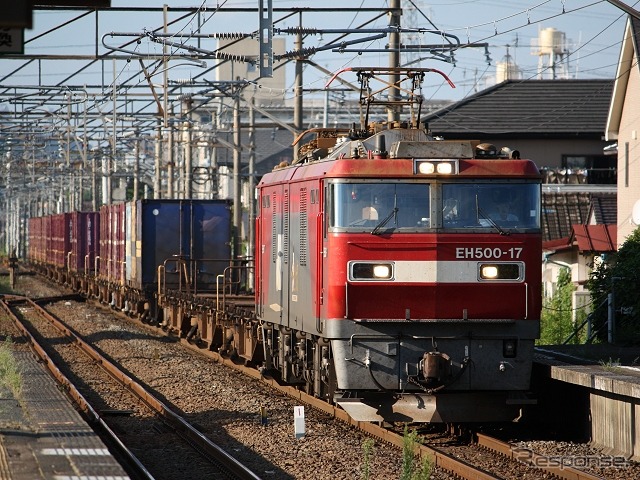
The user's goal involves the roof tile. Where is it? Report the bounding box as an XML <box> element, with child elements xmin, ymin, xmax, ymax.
<box><xmin>423</xmin><ymin>79</ymin><xmax>614</xmax><ymax>138</ymax></box>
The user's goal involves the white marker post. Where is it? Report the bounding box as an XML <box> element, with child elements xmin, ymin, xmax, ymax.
<box><xmin>294</xmin><ymin>406</ymin><xmax>305</xmax><ymax>439</ymax></box>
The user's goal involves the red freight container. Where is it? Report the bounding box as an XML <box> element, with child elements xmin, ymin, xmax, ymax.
<box><xmin>99</xmin><ymin>203</ymin><xmax>126</xmax><ymax>285</ymax></box>
<box><xmin>70</xmin><ymin>212</ymin><xmax>100</xmax><ymax>274</ymax></box>
<box><xmin>36</xmin><ymin>216</ymin><xmax>45</xmax><ymax>263</ymax></box>
<box><xmin>43</xmin><ymin>215</ymin><xmax>52</xmax><ymax>265</ymax></box>
<box><xmin>50</xmin><ymin>213</ymin><xmax>71</xmax><ymax>268</ymax></box>
<box><xmin>27</xmin><ymin>217</ymin><xmax>44</xmax><ymax>263</ymax></box>
<box><xmin>27</xmin><ymin>217</ymin><xmax>35</xmax><ymax>262</ymax></box>
<box><xmin>87</xmin><ymin>211</ymin><xmax>100</xmax><ymax>273</ymax></box>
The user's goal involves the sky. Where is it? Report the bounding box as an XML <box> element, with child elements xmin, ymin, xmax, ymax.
<box><xmin>3</xmin><ymin>1</ymin><xmax>634</xmax><ymax>104</ymax></box>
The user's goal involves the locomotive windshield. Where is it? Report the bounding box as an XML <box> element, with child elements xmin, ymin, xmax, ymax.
<box><xmin>330</xmin><ymin>182</ymin><xmax>431</xmax><ymax>231</ymax></box>
<box><xmin>441</xmin><ymin>183</ymin><xmax>540</xmax><ymax>230</ymax></box>
<box><xmin>329</xmin><ymin>181</ymin><xmax>540</xmax><ymax>232</ymax></box>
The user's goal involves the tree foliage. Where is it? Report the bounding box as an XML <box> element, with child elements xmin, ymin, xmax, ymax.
<box><xmin>539</xmin><ymin>268</ymin><xmax>576</xmax><ymax>345</ymax></box>
<box><xmin>587</xmin><ymin>227</ymin><xmax>640</xmax><ymax>344</ymax></box>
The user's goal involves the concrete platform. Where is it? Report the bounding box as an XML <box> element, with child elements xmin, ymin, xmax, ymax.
<box><xmin>534</xmin><ymin>345</ymin><xmax>640</xmax><ymax>461</ymax></box>
<box><xmin>0</xmin><ymin>350</ymin><xmax>130</xmax><ymax>480</ymax></box>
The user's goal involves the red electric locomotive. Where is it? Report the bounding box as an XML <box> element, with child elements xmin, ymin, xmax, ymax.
<box><xmin>255</xmin><ymin>68</ymin><xmax>541</xmax><ymax>422</ymax></box>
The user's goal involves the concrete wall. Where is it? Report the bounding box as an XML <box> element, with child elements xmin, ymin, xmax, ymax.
<box><xmin>591</xmin><ymin>391</ymin><xmax>640</xmax><ymax>461</ymax></box>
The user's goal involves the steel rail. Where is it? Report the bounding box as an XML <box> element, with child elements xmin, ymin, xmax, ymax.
<box><xmin>0</xmin><ymin>295</ymin><xmax>154</xmax><ymax>480</ymax></box>
<box><xmin>476</xmin><ymin>432</ymin><xmax>605</xmax><ymax>480</ymax></box>
<box><xmin>82</xmin><ymin>292</ymin><xmax>502</xmax><ymax>480</ymax></box>
<box><xmin>1</xmin><ymin>295</ymin><xmax>261</xmax><ymax>480</ymax></box>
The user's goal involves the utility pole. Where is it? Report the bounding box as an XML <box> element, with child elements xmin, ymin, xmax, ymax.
<box><xmin>183</xmin><ymin>117</ymin><xmax>192</xmax><ymax>199</ymax></box>
<box><xmin>91</xmin><ymin>149</ymin><xmax>98</xmax><ymax>211</ymax></box>
<box><xmin>233</xmin><ymin>89</ymin><xmax>242</xmax><ymax>259</ymax></box>
<box><xmin>161</xmin><ymin>4</ymin><xmax>170</xmax><ymax>199</ymax></box>
<box><xmin>133</xmin><ymin>131</ymin><xmax>140</xmax><ymax>201</ymax></box>
<box><xmin>211</xmin><ymin>104</ymin><xmax>219</xmax><ymax>198</ymax></box>
<box><xmin>388</xmin><ymin>0</ymin><xmax>401</xmax><ymax>123</ymax></box>
<box><xmin>154</xmin><ymin>120</ymin><xmax>162</xmax><ymax>199</ymax></box>
<box><xmin>101</xmin><ymin>149</ymin><xmax>110</xmax><ymax>206</ymax></box>
<box><xmin>248</xmin><ymin>98</ymin><xmax>256</xmax><ymax>290</ymax></box>
<box><xmin>293</xmin><ymin>11</ymin><xmax>303</xmax><ymax>161</ymax></box>
<box><xmin>163</xmin><ymin>4</ymin><xmax>169</xmax><ymax>129</ymax></box>
<box><xmin>167</xmin><ymin>106</ymin><xmax>175</xmax><ymax>198</ymax></box>
<box><xmin>109</xmin><ymin>58</ymin><xmax>117</xmax><ymax>205</ymax></box>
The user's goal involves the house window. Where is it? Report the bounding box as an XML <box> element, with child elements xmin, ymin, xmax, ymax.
<box><xmin>561</xmin><ymin>154</ymin><xmax>616</xmax><ymax>185</ymax></box>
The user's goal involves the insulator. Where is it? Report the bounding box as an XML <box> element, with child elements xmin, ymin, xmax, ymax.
<box><xmin>293</xmin><ymin>27</ymin><xmax>319</xmax><ymax>35</ymax></box>
<box><xmin>215</xmin><ymin>52</ymin><xmax>250</xmax><ymax>63</ymax></box>
<box><xmin>278</xmin><ymin>46</ymin><xmax>317</xmax><ymax>60</ymax></box>
<box><xmin>211</xmin><ymin>32</ymin><xmax>252</xmax><ymax>40</ymax></box>
<box><xmin>275</xmin><ymin>27</ymin><xmax>319</xmax><ymax>35</ymax></box>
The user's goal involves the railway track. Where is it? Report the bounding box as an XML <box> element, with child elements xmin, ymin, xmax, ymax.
<box><xmin>85</xmin><ymin>299</ymin><xmax>609</xmax><ymax>480</ymax></box>
<box><xmin>475</xmin><ymin>433</ymin><xmax>605</xmax><ymax>480</ymax></box>
<box><xmin>0</xmin><ymin>283</ymin><xmax>617</xmax><ymax>480</ymax></box>
<box><xmin>0</xmin><ymin>294</ymin><xmax>261</xmax><ymax>480</ymax></box>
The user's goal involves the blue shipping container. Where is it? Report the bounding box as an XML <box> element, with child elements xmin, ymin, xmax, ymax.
<box><xmin>126</xmin><ymin>199</ymin><xmax>233</xmax><ymax>291</ymax></box>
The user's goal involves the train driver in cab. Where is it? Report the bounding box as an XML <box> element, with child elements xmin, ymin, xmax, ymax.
<box><xmin>490</xmin><ymin>201</ymin><xmax>518</xmax><ymax>222</ymax></box>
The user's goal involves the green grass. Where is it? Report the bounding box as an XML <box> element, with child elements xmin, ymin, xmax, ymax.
<box><xmin>0</xmin><ymin>276</ymin><xmax>13</xmax><ymax>295</ymax></box>
<box><xmin>361</xmin><ymin>438</ymin><xmax>375</xmax><ymax>480</ymax></box>
<box><xmin>400</xmin><ymin>425</ymin><xmax>433</xmax><ymax>480</ymax></box>
<box><xmin>361</xmin><ymin>426</ymin><xmax>432</xmax><ymax>480</ymax></box>
<box><xmin>0</xmin><ymin>337</ymin><xmax>22</xmax><ymax>399</ymax></box>
<box><xmin>599</xmin><ymin>357</ymin><xmax>623</xmax><ymax>373</ymax></box>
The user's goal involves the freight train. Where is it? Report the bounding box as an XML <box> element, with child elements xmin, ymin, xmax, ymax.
<box><xmin>25</xmin><ymin>68</ymin><xmax>542</xmax><ymax>423</ymax></box>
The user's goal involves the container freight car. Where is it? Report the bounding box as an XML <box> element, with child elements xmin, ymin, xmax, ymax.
<box><xmin>28</xmin><ymin>212</ymin><xmax>100</xmax><ymax>287</ymax></box>
<box><xmin>126</xmin><ymin>199</ymin><xmax>233</xmax><ymax>291</ymax></box>
<box><xmin>93</xmin><ymin>199</ymin><xmax>233</xmax><ymax>321</ymax></box>
<box><xmin>28</xmin><ymin>199</ymin><xmax>233</xmax><ymax>324</ymax></box>
<box><xmin>27</xmin><ymin>216</ymin><xmax>45</xmax><ymax>264</ymax></box>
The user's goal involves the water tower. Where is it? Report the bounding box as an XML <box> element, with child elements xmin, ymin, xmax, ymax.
<box><xmin>531</xmin><ymin>27</ymin><xmax>569</xmax><ymax>79</ymax></box>
<box><xmin>496</xmin><ymin>45</ymin><xmax>522</xmax><ymax>83</ymax></box>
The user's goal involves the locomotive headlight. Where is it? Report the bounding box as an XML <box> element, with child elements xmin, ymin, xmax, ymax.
<box><xmin>417</xmin><ymin>162</ymin><xmax>435</xmax><ymax>174</ymax></box>
<box><xmin>349</xmin><ymin>262</ymin><xmax>394</xmax><ymax>280</ymax></box>
<box><xmin>436</xmin><ymin>162</ymin><xmax>453</xmax><ymax>174</ymax></box>
<box><xmin>481</xmin><ymin>265</ymin><xmax>499</xmax><ymax>279</ymax></box>
<box><xmin>373</xmin><ymin>264</ymin><xmax>391</xmax><ymax>278</ymax></box>
<box><xmin>479</xmin><ymin>263</ymin><xmax>523</xmax><ymax>281</ymax></box>
<box><xmin>415</xmin><ymin>159</ymin><xmax>458</xmax><ymax>175</ymax></box>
